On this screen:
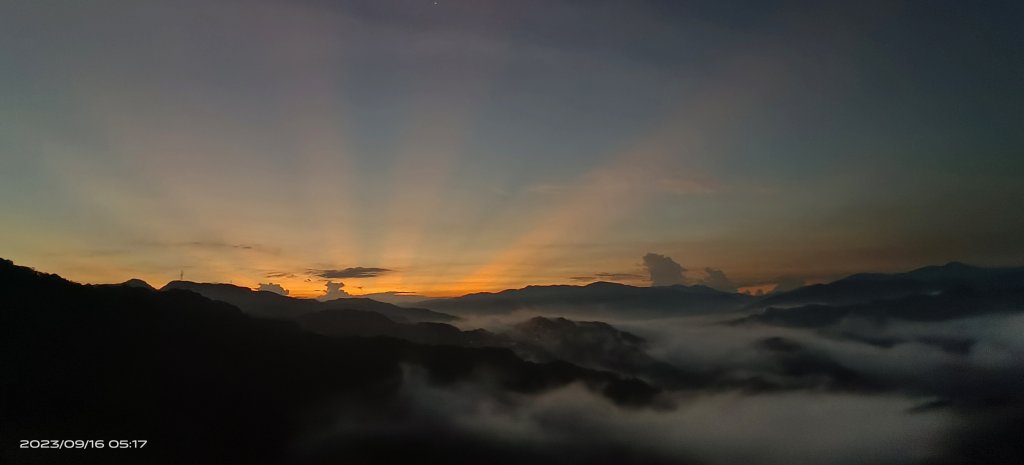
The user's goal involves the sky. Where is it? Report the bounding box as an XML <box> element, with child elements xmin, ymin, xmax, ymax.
<box><xmin>2</xmin><ymin>0</ymin><xmax>1022</xmax><ymax>298</ymax></box>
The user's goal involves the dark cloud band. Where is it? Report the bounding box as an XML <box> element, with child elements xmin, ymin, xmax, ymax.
<box><xmin>312</xmin><ymin>267</ymin><xmax>394</xmax><ymax>279</ymax></box>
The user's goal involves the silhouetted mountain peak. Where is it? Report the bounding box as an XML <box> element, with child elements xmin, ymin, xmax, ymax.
<box><xmin>120</xmin><ymin>278</ymin><xmax>156</xmax><ymax>290</ymax></box>
<box><xmin>921</xmin><ymin>261</ymin><xmax>975</xmax><ymax>272</ymax></box>
<box><xmin>752</xmin><ymin>261</ymin><xmax>1024</xmax><ymax>311</ymax></box>
<box><xmin>681</xmin><ymin>284</ymin><xmax>725</xmax><ymax>294</ymax></box>
<box><xmin>162</xmin><ymin>280</ymin><xmax>263</xmax><ymax>294</ymax></box>
<box><xmin>915</xmin><ymin>262</ymin><xmax>1022</xmax><ymax>286</ymax></box>
<box><xmin>320</xmin><ymin>297</ymin><xmax>457</xmax><ymax>323</ymax></box>
<box><xmin>419</xmin><ymin>281</ymin><xmax>752</xmax><ymax>317</ymax></box>
<box><xmin>584</xmin><ymin>281</ymin><xmax>630</xmax><ymax>289</ymax></box>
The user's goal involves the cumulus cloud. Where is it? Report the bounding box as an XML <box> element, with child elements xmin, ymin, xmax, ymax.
<box><xmin>256</xmin><ymin>282</ymin><xmax>289</xmax><ymax>295</ymax></box>
<box><xmin>319</xmin><ymin>281</ymin><xmax>350</xmax><ymax>301</ymax></box>
<box><xmin>699</xmin><ymin>267</ymin><xmax>737</xmax><ymax>292</ymax></box>
<box><xmin>643</xmin><ymin>253</ymin><xmax>686</xmax><ymax>286</ymax></box>
<box><xmin>312</xmin><ymin>267</ymin><xmax>393</xmax><ymax>279</ymax></box>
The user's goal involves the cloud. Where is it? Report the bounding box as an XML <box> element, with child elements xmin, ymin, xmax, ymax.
<box><xmin>319</xmin><ymin>281</ymin><xmax>350</xmax><ymax>301</ymax></box>
<box><xmin>350</xmin><ymin>368</ymin><xmax>950</xmax><ymax>465</ymax></box>
<box><xmin>699</xmin><ymin>267</ymin><xmax>737</xmax><ymax>292</ymax></box>
<box><xmin>368</xmin><ymin>291</ymin><xmax>420</xmax><ymax>297</ymax></box>
<box><xmin>312</xmin><ymin>267</ymin><xmax>394</xmax><ymax>279</ymax></box>
<box><xmin>145</xmin><ymin>240</ymin><xmax>281</xmax><ymax>255</ymax></box>
<box><xmin>738</xmin><ymin>284</ymin><xmax>773</xmax><ymax>296</ymax></box>
<box><xmin>256</xmin><ymin>282</ymin><xmax>289</xmax><ymax>295</ymax></box>
<box><xmin>569</xmin><ymin>272</ymin><xmax>645</xmax><ymax>283</ymax></box>
<box><xmin>265</xmin><ymin>271</ymin><xmax>296</xmax><ymax>279</ymax></box>
<box><xmin>596</xmin><ymin>272</ymin><xmax>644</xmax><ymax>280</ymax></box>
<box><xmin>643</xmin><ymin>253</ymin><xmax>686</xmax><ymax>286</ymax></box>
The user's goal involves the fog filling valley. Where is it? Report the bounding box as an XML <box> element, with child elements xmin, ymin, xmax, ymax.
<box><xmin>5</xmin><ymin>259</ymin><xmax>1023</xmax><ymax>464</ymax></box>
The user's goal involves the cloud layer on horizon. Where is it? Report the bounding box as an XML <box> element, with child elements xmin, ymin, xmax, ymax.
<box><xmin>312</xmin><ymin>267</ymin><xmax>394</xmax><ymax>279</ymax></box>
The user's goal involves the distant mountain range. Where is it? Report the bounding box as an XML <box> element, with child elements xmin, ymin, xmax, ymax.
<box><xmin>156</xmin><ymin>280</ymin><xmax>456</xmax><ymax>322</ymax></box>
<box><xmin>122</xmin><ymin>262</ymin><xmax>1024</xmax><ymax>325</ymax></box>
<box><xmin>417</xmin><ymin>280</ymin><xmax>754</xmax><ymax>318</ymax></box>
<box><xmin>3</xmin><ymin>256</ymin><xmax>913</xmax><ymax>397</ymax></box>
<box><xmin>750</xmin><ymin>262</ymin><xmax>1024</xmax><ymax>309</ymax></box>
<box><xmin>737</xmin><ymin>262</ymin><xmax>1024</xmax><ymax>329</ymax></box>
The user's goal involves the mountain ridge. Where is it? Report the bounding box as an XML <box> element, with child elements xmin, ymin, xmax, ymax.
<box><xmin>159</xmin><ymin>280</ymin><xmax>456</xmax><ymax>322</ymax></box>
<box><xmin>417</xmin><ymin>281</ymin><xmax>753</xmax><ymax>318</ymax></box>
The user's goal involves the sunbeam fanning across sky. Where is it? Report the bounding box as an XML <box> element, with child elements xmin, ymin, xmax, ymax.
<box><xmin>2</xmin><ymin>0</ymin><xmax>1023</xmax><ymax>298</ymax></box>
<box><xmin>5</xmin><ymin>2</ymin><xmax>1024</xmax><ymax>465</ymax></box>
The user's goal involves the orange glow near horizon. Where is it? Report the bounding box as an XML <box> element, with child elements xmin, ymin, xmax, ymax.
<box><xmin>737</xmin><ymin>284</ymin><xmax>776</xmax><ymax>296</ymax></box>
<box><xmin>5</xmin><ymin>3</ymin><xmax>1014</xmax><ymax>302</ymax></box>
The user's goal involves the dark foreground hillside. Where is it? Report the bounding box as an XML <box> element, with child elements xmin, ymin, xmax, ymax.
<box><xmin>5</xmin><ymin>258</ymin><xmax>1024</xmax><ymax>465</ymax></box>
<box><xmin>0</xmin><ymin>259</ymin><xmax>660</xmax><ymax>465</ymax></box>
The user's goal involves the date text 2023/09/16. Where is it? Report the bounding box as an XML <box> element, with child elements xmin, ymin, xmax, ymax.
<box><xmin>20</xmin><ymin>439</ymin><xmax>148</xmax><ymax>449</ymax></box>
